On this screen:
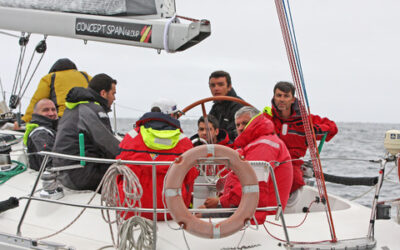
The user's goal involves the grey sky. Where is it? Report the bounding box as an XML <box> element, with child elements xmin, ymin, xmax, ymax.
<box><xmin>0</xmin><ymin>0</ymin><xmax>399</xmax><ymax>124</ymax></box>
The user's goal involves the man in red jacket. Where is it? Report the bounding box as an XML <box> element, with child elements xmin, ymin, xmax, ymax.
<box><xmin>263</xmin><ymin>81</ymin><xmax>338</xmax><ymax>193</ymax></box>
<box><xmin>201</xmin><ymin>106</ymin><xmax>293</xmax><ymax>224</ymax></box>
<box><xmin>190</xmin><ymin>115</ymin><xmax>232</xmax><ymax>147</ymax></box>
<box><xmin>116</xmin><ymin>100</ymin><xmax>198</xmax><ymax>221</ymax></box>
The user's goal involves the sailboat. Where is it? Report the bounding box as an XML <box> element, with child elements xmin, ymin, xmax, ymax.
<box><xmin>0</xmin><ymin>1</ymin><xmax>399</xmax><ymax>249</ymax></box>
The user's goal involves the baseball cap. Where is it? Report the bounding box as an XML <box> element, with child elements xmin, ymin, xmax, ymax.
<box><xmin>151</xmin><ymin>98</ymin><xmax>178</xmax><ymax>115</ymax></box>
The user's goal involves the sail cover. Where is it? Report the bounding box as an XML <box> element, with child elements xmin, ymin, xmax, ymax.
<box><xmin>0</xmin><ymin>0</ymin><xmax>160</xmax><ymax>16</ymax></box>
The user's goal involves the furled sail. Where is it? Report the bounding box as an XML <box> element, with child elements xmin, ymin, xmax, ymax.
<box><xmin>0</xmin><ymin>0</ymin><xmax>174</xmax><ymax>17</ymax></box>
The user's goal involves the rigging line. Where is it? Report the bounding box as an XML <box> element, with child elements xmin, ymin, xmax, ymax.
<box><xmin>114</xmin><ymin>103</ymin><xmax>146</xmax><ymax>113</ymax></box>
<box><xmin>275</xmin><ymin>0</ymin><xmax>337</xmax><ymax>241</ymax></box>
<box><xmin>284</xmin><ymin>0</ymin><xmax>310</xmax><ymax>108</ymax></box>
<box><xmin>19</xmin><ymin>51</ymin><xmax>46</xmax><ymax>102</ymax></box>
<box><xmin>265</xmin><ymin>200</ymin><xmax>316</xmax><ymax>228</ymax></box>
<box><xmin>16</xmin><ymin>47</ymin><xmax>37</xmax><ymax>98</ymax></box>
<box><xmin>262</xmin><ymin>223</ymin><xmax>331</xmax><ymax>245</ymax></box>
<box><xmin>16</xmin><ymin>33</ymin><xmax>30</xmax><ymax>94</ymax></box>
<box><xmin>0</xmin><ymin>77</ymin><xmax>5</xmax><ymax>101</ymax></box>
<box><xmin>282</xmin><ymin>0</ymin><xmax>328</xmax><ymax>216</ymax></box>
<box><xmin>11</xmin><ymin>41</ymin><xmax>26</xmax><ymax>96</ymax></box>
<box><xmin>0</xmin><ymin>30</ymin><xmax>20</xmax><ymax>38</ymax></box>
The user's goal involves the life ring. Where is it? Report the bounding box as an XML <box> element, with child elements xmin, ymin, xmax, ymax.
<box><xmin>164</xmin><ymin>144</ymin><xmax>259</xmax><ymax>238</ymax></box>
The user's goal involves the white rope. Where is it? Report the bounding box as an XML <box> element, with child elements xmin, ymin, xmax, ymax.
<box><xmin>118</xmin><ymin>216</ymin><xmax>155</xmax><ymax>250</ymax></box>
<box><xmin>36</xmin><ymin>163</ymin><xmax>144</xmax><ymax>249</ymax></box>
<box><xmin>100</xmin><ymin>163</ymin><xmax>143</xmax><ymax>247</ymax></box>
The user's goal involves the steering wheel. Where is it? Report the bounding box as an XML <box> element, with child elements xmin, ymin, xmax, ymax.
<box><xmin>178</xmin><ymin>96</ymin><xmax>253</xmax><ymax>144</ymax></box>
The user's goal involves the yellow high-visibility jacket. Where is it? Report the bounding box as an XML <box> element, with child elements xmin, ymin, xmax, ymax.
<box><xmin>22</xmin><ymin>69</ymin><xmax>91</xmax><ymax>122</ymax></box>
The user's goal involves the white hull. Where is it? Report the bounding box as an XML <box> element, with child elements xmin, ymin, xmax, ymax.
<box><xmin>1</xmin><ymin>146</ymin><xmax>399</xmax><ymax>249</ymax></box>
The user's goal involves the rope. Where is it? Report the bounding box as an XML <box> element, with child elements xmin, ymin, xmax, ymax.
<box><xmin>9</xmin><ymin>34</ymin><xmax>47</xmax><ymax>111</ymax></box>
<box><xmin>0</xmin><ymin>160</ymin><xmax>27</xmax><ymax>184</ymax></box>
<box><xmin>36</xmin><ymin>163</ymin><xmax>145</xmax><ymax>250</ymax></box>
<box><xmin>0</xmin><ymin>30</ymin><xmax>21</xmax><ymax>38</ymax></box>
<box><xmin>265</xmin><ymin>200</ymin><xmax>316</xmax><ymax>228</ymax></box>
<box><xmin>263</xmin><ymin>223</ymin><xmax>331</xmax><ymax>245</ymax></box>
<box><xmin>118</xmin><ymin>216</ymin><xmax>154</xmax><ymax>250</ymax></box>
<box><xmin>274</xmin><ymin>0</ymin><xmax>336</xmax><ymax>240</ymax></box>
<box><xmin>100</xmin><ymin>163</ymin><xmax>143</xmax><ymax>247</ymax></box>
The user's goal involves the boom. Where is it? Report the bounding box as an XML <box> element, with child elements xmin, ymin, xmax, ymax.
<box><xmin>0</xmin><ymin>5</ymin><xmax>211</xmax><ymax>52</ymax></box>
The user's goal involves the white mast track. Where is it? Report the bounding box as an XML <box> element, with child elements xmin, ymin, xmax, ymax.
<box><xmin>0</xmin><ymin>6</ymin><xmax>211</xmax><ymax>52</ymax></box>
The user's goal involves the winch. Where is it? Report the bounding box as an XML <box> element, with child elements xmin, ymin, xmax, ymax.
<box><xmin>40</xmin><ymin>171</ymin><xmax>64</xmax><ymax>200</ymax></box>
<box><xmin>0</xmin><ymin>141</ymin><xmax>17</xmax><ymax>172</ymax></box>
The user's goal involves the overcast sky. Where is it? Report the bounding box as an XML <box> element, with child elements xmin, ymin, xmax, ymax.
<box><xmin>0</xmin><ymin>0</ymin><xmax>399</xmax><ymax>124</ymax></box>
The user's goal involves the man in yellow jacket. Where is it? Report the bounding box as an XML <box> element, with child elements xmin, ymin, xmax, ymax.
<box><xmin>21</xmin><ymin>58</ymin><xmax>91</xmax><ymax>123</ymax></box>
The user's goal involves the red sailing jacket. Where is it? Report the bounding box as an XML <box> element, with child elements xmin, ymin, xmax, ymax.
<box><xmin>219</xmin><ymin>114</ymin><xmax>293</xmax><ymax>224</ymax></box>
<box><xmin>116</xmin><ymin>112</ymin><xmax>198</xmax><ymax>221</ymax></box>
<box><xmin>263</xmin><ymin>99</ymin><xmax>338</xmax><ymax>192</ymax></box>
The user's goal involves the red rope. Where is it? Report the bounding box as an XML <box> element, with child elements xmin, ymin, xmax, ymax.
<box><xmin>263</xmin><ymin>223</ymin><xmax>332</xmax><ymax>245</ymax></box>
<box><xmin>265</xmin><ymin>200</ymin><xmax>315</xmax><ymax>228</ymax></box>
<box><xmin>274</xmin><ymin>0</ymin><xmax>337</xmax><ymax>241</ymax></box>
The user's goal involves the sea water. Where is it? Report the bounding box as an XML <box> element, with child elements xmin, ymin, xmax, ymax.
<box><xmin>112</xmin><ymin>119</ymin><xmax>400</xmax><ymax>211</ymax></box>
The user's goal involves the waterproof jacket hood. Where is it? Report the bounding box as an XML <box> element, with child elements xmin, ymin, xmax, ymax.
<box><xmin>234</xmin><ymin>113</ymin><xmax>275</xmax><ymax>148</ymax></box>
<box><xmin>24</xmin><ymin>114</ymin><xmax>57</xmax><ymax>146</ymax></box>
<box><xmin>136</xmin><ymin>112</ymin><xmax>181</xmax><ymax>131</ymax></box>
<box><xmin>49</xmin><ymin>58</ymin><xmax>77</xmax><ymax>73</ymax></box>
<box><xmin>24</xmin><ymin>113</ymin><xmax>57</xmax><ymax>171</ymax></box>
<box><xmin>30</xmin><ymin>113</ymin><xmax>58</xmax><ymax>131</ymax></box>
<box><xmin>66</xmin><ymin>87</ymin><xmax>110</xmax><ymax>112</ymax></box>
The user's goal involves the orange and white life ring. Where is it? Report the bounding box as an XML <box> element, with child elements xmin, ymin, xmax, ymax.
<box><xmin>164</xmin><ymin>144</ymin><xmax>259</xmax><ymax>238</ymax></box>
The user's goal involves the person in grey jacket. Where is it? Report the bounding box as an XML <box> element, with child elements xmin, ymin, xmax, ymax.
<box><xmin>52</xmin><ymin>73</ymin><xmax>120</xmax><ymax>191</ymax></box>
<box><xmin>24</xmin><ymin>98</ymin><xmax>58</xmax><ymax>171</ymax></box>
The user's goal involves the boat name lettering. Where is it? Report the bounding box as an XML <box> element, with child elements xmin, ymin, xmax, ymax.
<box><xmin>75</xmin><ymin>18</ymin><xmax>152</xmax><ymax>43</ymax></box>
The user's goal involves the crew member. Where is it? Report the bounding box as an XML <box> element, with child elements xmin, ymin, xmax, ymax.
<box><xmin>21</xmin><ymin>58</ymin><xmax>91</xmax><ymax>123</ymax></box>
<box><xmin>208</xmin><ymin>70</ymin><xmax>243</xmax><ymax>141</ymax></box>
<box><xmin>24</xmin><ymin>98</ymin><xmax>58</xmax><ymax>171</ymax></box>
<box><xmin>190</xmin><ymin>115</ymin><xmax>232</xmax><ymax>147</ymax></box>
<box><xmin>200</xmin><ymin>106</ymin><xmax>293</xmax><ymax>224</ymax></box>
<box><xmin>263</xmin><ymin>81</ymin><xmax>338</xmax><ymax>193</ymax></box>
<box><xmin>117</xmin><ymin>99</ymin><xmax>198</xmax><ymax>220</ymax></box>
<box><xmin>53</xmin><ymin>73</ymin><xmax>119</xmax><ymax>191</ymax></box>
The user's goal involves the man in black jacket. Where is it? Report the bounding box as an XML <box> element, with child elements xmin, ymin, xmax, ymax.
<box><xmin>52</xmin><ymin>73</ymin><xmax>120</xmax><ymax>191</ymax></box>
<box><xmin>24</xmin><ymin>98</ymin><xmax>58</xmax><ymax>171</ymax></box>
<box><xmin>208</xmin><ymin>70</ymin><xmax>243</xmax><ymax>140</ymax></box>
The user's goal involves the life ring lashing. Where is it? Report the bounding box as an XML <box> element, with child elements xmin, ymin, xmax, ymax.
<box><xmin>164</xmin><ymin>144</ymin><xmax>259</xmax><ymax>238</ymax></box>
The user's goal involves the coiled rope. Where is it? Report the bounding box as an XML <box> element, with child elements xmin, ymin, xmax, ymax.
<box><xmin>0</xmin><ymin>160</ymin><xmax>27</xmax><ymax>184</ymax></box>
<box><xmin>118</xmin><ymin>216</ymin><xmax>154</xmax><ymax>250</ymax></box>
<box><xmin>37</xmin><ymin>163</ymin><xmax>154</xmax><ymax>250</ymax></box>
